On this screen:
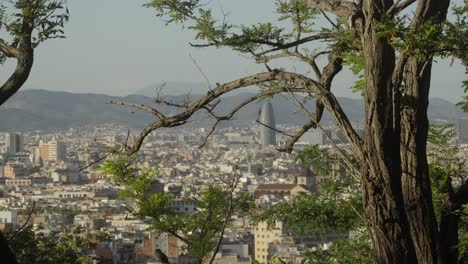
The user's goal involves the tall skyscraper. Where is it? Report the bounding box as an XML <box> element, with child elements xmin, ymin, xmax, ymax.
<box><xmin>459</xmin><ymin>118</ymin><xmax>468</xmax><ymax>144</ymax></box>
<box><xmin>260</xmin><ymin>102</ymin><xmax>276</xmax><ymax>147</ymax></box>
<box><xmin>35</xmin><ymin>140</ymin><xmax>66</xmax><ymax>162</ymax></box>
<box><xmin>47</xmin><ymin>140</ymin><xmax>66</xmax><ymax>162</ymax></box>
<box><xmin>5</xmin><ymin>133</ymin><xmax>24</xmax><ymax>154</ymax></box>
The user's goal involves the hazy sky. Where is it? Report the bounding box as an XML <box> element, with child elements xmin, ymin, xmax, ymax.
<box><xmin>0</xmin><ymin>0</ymin><xmax>466</xmax><ymax>101</ymax></box>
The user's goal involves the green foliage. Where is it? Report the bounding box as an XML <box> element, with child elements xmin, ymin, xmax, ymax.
<box><xmin>456</xmin><ymin>80</ymin><xmax>468</xmax><ymax>112</ymax></box>
<box><xmin>373</xmin><ymin>6</ymin><xmax>468</xmax><ymax>64</ymax></box>
<box><xmin>340</xmin><ymin>50</ymin><xmax>365</xmax><ymax>95</ymax></box>
<box><xmin>8</xmin><ymin>226</ymin><xmax>96</xmax><ymax>264</ymax></box>
<box><xmin>257</xmin><ymin>179</ymin><xmax>363</xmax><ymax>238</ymax></box>
<box><xmin>0</xmin><ymin>0</ymin><xmax>69</xmax><ymax>52</ymax></box>
<box><xmin>256</xmin><ymin>176</ymin><xmax>367</xmax><ymax>263</ymax></box>
<box><xmin>427</xmin><ymin>124</ymin><xmax>467</xmax><ymax>261</ymax></box>
<box><xmin>276</xmin><ymin>0</ymin><xmax>319</xmax><ymax>37</ymax></box>
<box><xmin>428</xmin><ymin>124</ymin><xmax>461</xmax><ymax>220</ymax></box>
<box><xmin>259</xmin><ymin>143</ymin><xmax>367</xmax><ymax>262</ymax></box>
<box><xmin>301</xmin><ymin>232</ymin><xmax>376</xmax><ymax>264</ymax></box>
<box><xmin>443</xmin><ymin>5</ymin><xmax>468</xmax><ymax>66</ymax></box>
<box><xmin>295</xmin><ymin>144</ymin><xmax>331</xmax><ymax>175</ymax></box>
<box><xmin>143</xmin><ymin>0</ymin><xmax>336</xmax><ymax>57</ymax></box>
<box><xmin>100</xmin><ymin>153</ymin><xmax>254</xmax><ymax>263</ymax></box>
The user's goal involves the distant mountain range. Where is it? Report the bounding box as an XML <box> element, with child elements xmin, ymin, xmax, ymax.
<box><xmin>0</xmin><ymin>89</ymin><xmax>465</xmax><ymax>132</ymax></box>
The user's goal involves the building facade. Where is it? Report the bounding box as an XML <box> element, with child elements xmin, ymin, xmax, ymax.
<box><xmin>6</xmin><ymin>133</ymin><xmax>24</xmax><ymax>154</ymax></box>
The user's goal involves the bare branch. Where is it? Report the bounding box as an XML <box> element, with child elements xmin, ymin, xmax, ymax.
<box><xmin>200</xmin><ymin>88</ymin><xmax>307</xmax><ymax>148</ymax></box>
<box><xmin>310</xmin><ymin>51</ymin><xmax>343</xmax><ymax>126</ymax></box>
<box><xmin>278</xmin><ymin>74</ymin><xmax>363</xmax><ymax>158</ymax></box>
<box><xmin>189</xmin><ymin>53</ymin><xmax>212</xmax><ymax>89</ymax></box>
<box><xmin>256</xmin><ymin>33</ymin><xmax>338</xmax><ymax>56</ymax></box>
<box><xmin>9</xmin><ymin>201</ymin><xmax>37</xmax><ymax>240</ymax></box>
<box><xmin>121</xmin><ymin>70</ymin><xmax>362</xmax><ymax>158</ymax></box>
<box><xmin>257</xmin><ymin>50</ymin><xmax>330</xmax><ymax>80</ymax></box>
<box><xmin>387</xmin><ymin>0</ymin><xmax>417</xmax><ymax>16</ymax></box>
<box><xmin>320</xmin><ymin>9</ymin><xmax>339</xmax><ymax>29</ymax></box>
<box><xmin>277</xmin><ymin>119</ymin><xmax>316</xmax><ymax>153</ymax></box>
<box><xmin>200</xmin><ymin>94</ymin><xmax>266</xmax><ymax>148</ymax></box>
<box><xmin>0</xmin><ymin>42</ymin><xmax>21</xmax><ymax>58</ymax></box>
<box><xmin>302</xmin><ymin>0</ymin><xmax>358</xmax><ymax>17</ymax></box>
<box><xmin>79</xmin><ymin>155</ymin><xmax>108</xmax><ymax>171</ymax></box>
<box><xmin>256</xmin><ymin>108</ymin><xmax>295</xmax><ymax>137</ymax></box>
<box><xmin>208</xmin><ymin>169</ymin><xmax>242</xmax><ymax>264</ymax></box>
<box><xmin>281</xmin><ymin>91</ymin><xmax>361</xmax><ymax>179</ymax></box>
<box><xmin>106</xmin><ymin>100</ymin><xmax>166</xmax><ymax>120</ymax></box>
<box><xmin>80</xmin><ymin>130</ymin><xmax>131</xmax><ymax>171</ymax></box>
<box><xmin>127</xmin><ymin>71</ymin><xmax>283</xmax><ymax>153</ymax></box>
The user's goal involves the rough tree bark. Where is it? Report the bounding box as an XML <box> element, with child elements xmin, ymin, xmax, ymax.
<box><xmin>400</xmin><ymin>1</ymin><xmax>450</xmax><ymax>263</ymax></box>
<box><xmin>357</xmin><ymin>1</ymin><xmax>417</xmax><ymax>262</ymax></box>
<box><xmin>0</xmin><ymin>49</ymin><xmax>34</xmax><ymax>106</ymax></box>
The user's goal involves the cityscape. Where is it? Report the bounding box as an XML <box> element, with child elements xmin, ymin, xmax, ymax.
<box><xmin>0</xmin><ymin>102</ymin><xmax>467</xmax><ymax>263</ymax></box>
<box><xmin>0</xmin><ymin>0</ymin><xmax>467</xmax><ymax>263</ymax></box>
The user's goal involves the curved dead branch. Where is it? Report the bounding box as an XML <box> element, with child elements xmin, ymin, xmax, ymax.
<box><xmin>0</xmin><ymin>26</ymin><xmax>34</xmax><ymax>106</ymax></box>
<box><xmin>116</xmin><ymin>70</ymin><xmax>362</xmax><ymax>159</ymax></box>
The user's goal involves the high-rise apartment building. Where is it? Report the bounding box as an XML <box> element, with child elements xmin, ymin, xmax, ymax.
<box><xmin>48</xmin><ymin>140</ymin><xmax>66</xmax><ymax>162</ymax></box>
<box><xmin>5</xmin><ymin>133</ymin><xmax>24</xmax><ymax>154</ymax></box>
<box><xmin>260</xmin><ymin>102</ymin><xmax>276</xmax><ymax>147</ymax></box>
<box><xmin>254</xmin><ymin>221</ymin><xmax>285</xmax><ymax>263</ymax></box>
<box><xmin>33</xmin><ymin>140</ymin><xmax>66</xmax><ymax>162</ymax></box>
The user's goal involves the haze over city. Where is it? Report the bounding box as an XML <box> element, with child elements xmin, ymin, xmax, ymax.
<box><xmin>0</xmin><ymin>0</ymin><xmax>465</xmax><ymax>101</ymax></box>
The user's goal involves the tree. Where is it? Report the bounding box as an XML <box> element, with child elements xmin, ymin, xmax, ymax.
<box><xmin>100</xmin><ymin>154</ymin><xmax>254</xmax><ymax>263</ymax></box>
<box><xmin>106</xmin><ymin>0</ymin><xmax>467</xmax><ymax>263</ymax></box>
<box><xmin>7</xmin><ymin>226</ymin><xmax>97</xmax><ymax>264</ymax></box>
<box><xmin>0</xmin><ymin>1</ymin><xmax>68</xmax><ymax>262</ymax></box>
<box><xmin>257</xmin><ymin>131</ymin><xmax>466</xmax><ymax>263</ymax></box>
<box><xmin>0</xmin><ymin>0</ymin><xmax>68</xmax><ymax>106</ymax></box>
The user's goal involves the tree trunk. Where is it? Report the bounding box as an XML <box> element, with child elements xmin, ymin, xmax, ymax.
<box><xmin>438</xmin><ymin>184</ymin><xmax>460</xmax><ymax>264</ymax></box>
<box><xmin>401</xmin><ymin>59</ymin><xmax>440</xmax><ymax>264</ymax></box>
<box><xmin>0</xmin><ymin>49</ymin><xmax>34</xmax><ymax>106</ymax></box>
<box><xmin>0</xmin><ymin>232</ymin><xmax>17</xmax><ymax>264</ymax></box>
<box><xmin>400</xmin><ymin>1</ymin><xmax>450</xmax><ymax>263</ymax></box>
<box><xmin>359</xmin><ymin>1</ymin><xmax>416</xmax><ymax>262</ymax></box>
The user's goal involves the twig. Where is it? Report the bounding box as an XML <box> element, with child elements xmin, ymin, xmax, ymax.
<box><xmin>285</xmin><ymin>89</ymin><xmax>361</xmax><ymax>180</ymax></box>
<box><xmin>256</xmin><ymin>107</ymin><xmax>294</xmax><ymax>137</ymax></box>
<box><xmin>9</xmin><ymin>201</ymin><xmax>37</xmax><ymax>240</ymax></box>
<box><xmin>189</xmin><ymin>53</ymin><xmax>212</xmax><ymax>89</ymax></box>
<box><xmin>208</xmin><ymin>165</ymin><xmax>243</xmax><ymax>264</ymax></box>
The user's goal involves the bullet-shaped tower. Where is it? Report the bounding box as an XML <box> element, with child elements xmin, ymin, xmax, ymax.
<box><xmin>260</xmin><ymin>102</ymin><xmax>276</xmax><ymax>147</ymax></box>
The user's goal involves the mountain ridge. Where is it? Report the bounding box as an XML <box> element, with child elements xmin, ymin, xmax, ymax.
<box><xmin>0</xmin><ymin>89</ymin><xmax>465</xmax><ymax>132</ymax></box>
